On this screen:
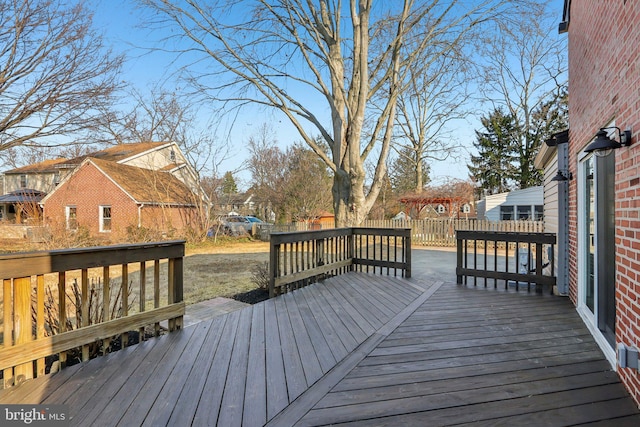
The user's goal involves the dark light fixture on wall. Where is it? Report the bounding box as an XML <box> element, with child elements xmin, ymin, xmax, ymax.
<box><xmin>583</xmin><ymin>127</ymin><xmax>632</xmax><ymax>154</ymax></box>
<box><xmin>551</xmin><ymin>170</ymin><xmax>573</xmax><ymax>182</ymax></box>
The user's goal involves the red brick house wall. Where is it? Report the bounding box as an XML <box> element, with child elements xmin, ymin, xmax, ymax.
<box><xmin>567</xmin><ymin>1</ymin><xmax>640</xmax><ymax>405</ymax></box>
<box><xmin>43</xmin><ymin>162</ymin><xmax>139</xmax><ymax>240</ymax></box>
<box><xmin>43</xmin><ymin>162</ymin><xmax>196</xmax><ymax>241</ymax></box>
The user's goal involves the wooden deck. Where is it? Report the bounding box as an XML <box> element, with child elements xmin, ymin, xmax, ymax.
<box><xmin>1</xmin><ymin>271</ymin><xmax>639</xmax><ymax>426</ymax></box>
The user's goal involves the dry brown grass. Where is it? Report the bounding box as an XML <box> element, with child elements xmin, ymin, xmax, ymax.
<box><xmin>182</xmin><ymin>240</ymin><xmax>270</xmax><ymax>303</ymax></box>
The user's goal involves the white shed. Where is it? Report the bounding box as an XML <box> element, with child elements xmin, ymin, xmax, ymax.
<box><xmin>481</xmin><ymin>186</ymin><xmax>544</xmax><ymax>222</ymax></box>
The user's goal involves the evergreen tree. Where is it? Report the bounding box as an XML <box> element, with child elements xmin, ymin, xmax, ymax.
<box><xmin>468</xmin><ymin>108</ymin><xmax>518</xmax><ymax>196</ymax></box>
<box><xmin>518</xmin><ymin>89</ymin><xmax>569</xmax><ymax>187</ymax></box>
<box><xmin>389</xmin><ymin>145</ymin><xmax>431</xmax><ymax>194</ymax></box>
<box><xmin>221</xmin><ymin>171</ymin><xmax>238</xmax><ymax>195</ymax></box>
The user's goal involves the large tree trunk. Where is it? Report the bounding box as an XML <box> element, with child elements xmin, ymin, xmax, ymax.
<box><xmin>332</xmin><ymin>168</ymin><xmax>370</xmax><ymax>227</ymax></box>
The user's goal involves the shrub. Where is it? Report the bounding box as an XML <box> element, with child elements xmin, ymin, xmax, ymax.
<box><xmin>250</xmin><ymin>261</ymin><xmax>270</xmax><ymax>291</ymax></box>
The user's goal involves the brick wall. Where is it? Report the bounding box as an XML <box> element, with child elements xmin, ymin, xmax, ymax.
<box><xmin>43</xmin><ymin>162</ymin><xmax>198</xmax><ymax>241</ymax></box>
<box><xmin>568</xmin><ymin>1</ymin><xmax>640</xmax><ymax>406</ymax></box>
<box><xmin>43</xmin><ymin>162</ymin><xmax>139</xmax><ymax>240</ymax></box>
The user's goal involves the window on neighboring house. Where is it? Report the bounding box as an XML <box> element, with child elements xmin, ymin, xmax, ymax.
<box><xmin>54</xmin><ymin>172</ymin><xmax>60</xmax><ymax>186</ymax></box>
<box><xmin>534</xmin><ymin>205</ymin><xmax>544</xmax><ymax>221</ymax></box>
<box><xmin>66</xmin><ymin>206</ymin><xmax>77</xmax><ymax>230</ymax></box>
<box><xmin>20</xmin><ymin>175</ymin><xmax>27</xmax><ymax>188</ymax></box>
<box><xmin>170</xmin><ymin>149</ymin><xmax>176</xmax><ymax>163</ymax></box>
<box><xmin>500</xmin><ymin>205</ymin><xmax>514</xmax><ymax>220</ymax></box>
<box><xmin>517</xmin><ymin>205</ymin><xmax>532</xmax><ymax>220</ymax></box>
<box><xmin>461</xmin><ymin>203</ymin><xmax>471</xmax><ymax>214</ymax></box>
<box><xmin>100</xmin><ymin>206</ymin><xmax>111</xmax><ymax>232</ymax></box>
<box><xmin>437</xmin><ymin>204</ymin><xmax>446</xmax><ymax>214</ymax></box>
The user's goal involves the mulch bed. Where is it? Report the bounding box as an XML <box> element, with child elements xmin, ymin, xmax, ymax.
<box><xmin>232</xmin><ymin>288</ymin><xmax>270</xmax><ymax>304</ymax></box>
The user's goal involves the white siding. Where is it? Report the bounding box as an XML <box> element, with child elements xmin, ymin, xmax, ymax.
<box><xmin>484</xmin><ymin>186</ymin><xmax>543</xmax><ymax>221</ymax></box>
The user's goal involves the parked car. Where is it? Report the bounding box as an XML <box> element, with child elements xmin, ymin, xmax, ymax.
<box><xmin>245</xmin><ymin>216</ymin><xmax>264</xmax><ymax>224</ymax></box>
<box><xmin>216</xmin><ymin>215</ymin><xmax>253</xmax><ymax>236</ymax></box>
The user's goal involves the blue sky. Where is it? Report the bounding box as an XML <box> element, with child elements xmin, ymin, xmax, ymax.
<box><xmin>90</xmin><ymin>0</ymin><xmax>566</xmax><ymax>189</ymax></box>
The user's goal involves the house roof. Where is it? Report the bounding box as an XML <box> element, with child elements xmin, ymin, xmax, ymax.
<box><xmin>4</xmin><ymin>158</ymin><xmax>69</xmax><ymax>174</ymax></box>
<box><xmin>89</xmin><ymin>158</ymin><xmax>197</xmax><ymax>205</ymax></box>
<box><xmin>62</xmin><ymin>142</ymin><xmax>170</xmax><ymax>167</ymax></box>
<box><xmin>0</xmin><ymin>189</ymin><xmax>47</xmax><ymax>203</ymax></box>
<box><xmin>3</xmin><ymin>142</ymin><xmax>169</xmax><ymax>174</ymax></box>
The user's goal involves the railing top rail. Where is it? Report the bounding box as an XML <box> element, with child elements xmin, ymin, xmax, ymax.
<box><xmin>0</xmin><ymin>240</ymin><xmax>186</xmax><ymax>279</ymax></box>
<box><xmin>456</xmin><ymin>230</ymin><xmax>556</xmax><ymax>244</ymax></box>
<box><xmin>352</xmin><ymin>227</ymin><xmax>412</xmax><ymax>237</ymax></box>
<box><xmin>269</xmin><ymin>227</ymin><xmax>412</xmax><ymax>245</ymax></box>
<box><xmin>269</xmin><ymin>227</ymin><xmax>352</xmax><ymax>244</ymax></box>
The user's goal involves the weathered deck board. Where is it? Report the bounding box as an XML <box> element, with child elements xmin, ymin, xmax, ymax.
<box><xmin>1</xmin><ymin>271</ymin><xmax>638</xmax><ymax>427</ymax></box>
<box><xmin>295</xmin><ymin>284</ymin><xmax>638</xmax><ymax>426</ymax></box>
<box><xmin>117</xmin><ymin>320</ymin><xmax>211</xmax><ymax>426</ymax></box>
<box><xmin>191</xmin><ymin>308</ymin><xmax>241</xmax><ymax>425</ymax></box>
<box><xmin>147</xmin><ymin>315</ymin><xmax>228</xmax><ymax>426</ymax></box>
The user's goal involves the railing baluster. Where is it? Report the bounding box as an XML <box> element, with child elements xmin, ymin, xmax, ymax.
<box><xmin>58</xmin><ymin>272</ymin><xmax>67</xmax><ymax>367</ymax></box>
<box><xmin>82</xmin><ymin>268</ymin><xmax>90</xmax><ymax>360</ymax></box>
<box><xmin>36</xmin><ymin>275</ymin><xmax>45</xmax><ymax>376</ymax></box>
<box><xmin>103</xmin><ymin>266</ymin><xmax>111</xmax><ymax>354</ymax></box>
<box><xmin>14</xmin><ymin>277</ymin><xmax>32</xmax><ymax>383</ymax></box>
<box><xmin>154</xmin><ymin>260</ymin><xmax>160</xmax><ymax>336</ymax></box>
<box><xmin>139</xmin><ymin>261</ymin><xmax>146</xmax><ymax>340</ymax></box>
<box><xmin>3</xmin><ymin>278</ymin><xmax>14</xmax><ymax>387</ymax></box>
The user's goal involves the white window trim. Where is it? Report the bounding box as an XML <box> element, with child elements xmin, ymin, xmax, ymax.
<box><xmin>65</xmin><ymin>206</ymin><xmax>77</xmax><ymax>230</ymax></box>
<box><xmin>99</xmin><ymin>205</ymin><xmax>112</xmax><ymax>233</ymax></box>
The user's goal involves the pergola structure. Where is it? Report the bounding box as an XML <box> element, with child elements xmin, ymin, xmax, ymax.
<box><xmin>399</xmin><ymin>195</ymin><xmax>470</xmax><ymax>219</ymax></box>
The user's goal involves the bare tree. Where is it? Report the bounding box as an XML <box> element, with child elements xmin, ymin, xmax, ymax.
<box><xmin>477</xmin><ymin>0</ymin><xmax>566</xmax><ymax>188</ymax></box>
<box><xmin>392</xmin><ymin>34</ymin><xmax>471</xmax><ymax>192</ymax></box>
<box><xmin>140</xmin><ymin>0</ymin><xmax>522</xmax><ymax>226</ymax></box>
<box><xmin>0</xmin><ymin>0</ymin><xmax>123</xmax><ymax>154</ymax></box>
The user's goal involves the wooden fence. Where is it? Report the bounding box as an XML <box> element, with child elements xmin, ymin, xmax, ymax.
<box><xmin>257</xmin><ymin>219</ymin><xmax>544</xmax><ymax>246</ymax></box>
<box><xmin>269</xmin><ymin>228</ymin><xmax>411</xmax><ymax>297</ymax></box>
<box><xmin>0</xmin><ymin>240</ymin><xmax>185</xmax><ymax>388</ymax></box>
<box><xmin>456</xmin><ymin>231</ymin><xmax>556</xmax><ymax>294</ymax></box>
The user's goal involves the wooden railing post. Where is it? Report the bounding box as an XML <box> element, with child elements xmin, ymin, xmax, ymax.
<box><xmin>13</xmin><ymin>277</ymin><xmax>33</xmax><ymax>385</ymax></box>
<box><xmin>456</xmin><ymin>233</ymin><xmax>463</xmax><ymax>285</ymax></box>
<box><xmin>405</xmin><ymin>229</ymin><xmax>412</xmax><ymax>278</ymax></box>
<box><xmin>168</xmin><ymin>255</ymin><xmax>184</xmax><ymax>331</ymax></box>
<box><xmin>269</xmin><ymin>239</ymin><xmax>278</xmax><ymax>298</ymax></box>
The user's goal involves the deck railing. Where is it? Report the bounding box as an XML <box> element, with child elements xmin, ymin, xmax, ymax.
<box><xmin>269</xmin><ymin>228</ymin><xmax>411</xmax><ymax>297</ymax></box>
<box><xmin>0</xmin><ymin>240</ymin><xmax>185</xmax><ymax>388</ymax></box>
<box><xmin>456</xmin><ymin>231</ymin><xmax>556</xmax><ymax>294</ymax></box>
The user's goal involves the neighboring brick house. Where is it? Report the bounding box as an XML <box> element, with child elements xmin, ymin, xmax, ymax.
<box><xmin>0</xmin><ymin>142</ymin><xmax>206</xmax><ymax>239</ymax></box>
<box><xmin>558</xmin><ymin>0</ymin><xmax>640</xmax><ymax>406</ymax></box>
<box><xmin>41</xmin><ymin>158</ymin><xmax>200</xmax><ymax>240</ymax></box>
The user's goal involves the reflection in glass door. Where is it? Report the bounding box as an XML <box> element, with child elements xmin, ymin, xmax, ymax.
<box><xmin>585</xmin><ymin>157</ymin><xmax>595</xmax><ymax>312</ymax></box>
<box><xmin>581</xmin><ymin>152</ymin><xmax>616</xmax><ymax>348</ymax></box>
